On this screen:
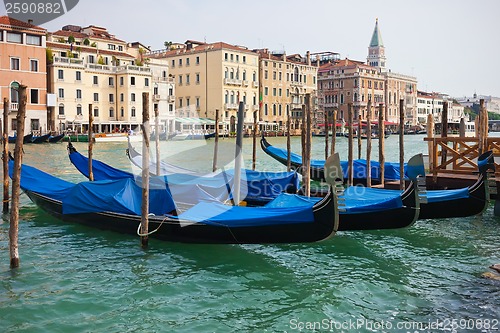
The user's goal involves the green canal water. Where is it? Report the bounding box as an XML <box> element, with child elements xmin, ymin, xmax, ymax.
<box><xmin>1</xmin><ymin>135</ymin><xmax>499</xmax><ymax>332</ymax></box>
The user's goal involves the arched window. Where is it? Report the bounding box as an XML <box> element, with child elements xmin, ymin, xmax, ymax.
<box><xmin>224</xmin><ymin>68</ymin><xmax>229</xmax><ymax>79</ymax></box>
<box><xmin>230</xmin><ymin>91</ymin><xmax>235</xmax><ymax>104</ymax></box>
<box><xmin>76</xmin><ymin>104</ymin><xmax>82</xmax><ymax>115</ymax></box>
<box><xmin>253</xmin><ymin>72</ymin><xmax>256</xmax><ymax>81</ymax></box>
<box><xmin>294</xmin><ymin>67</ymin><xmax>299</xmax><ymax>82</ymax></box>
<box><xmin>230</xmin><ymin>69</ymin><xmax>234</xmax><ymax>79</ymax></box>
<box><xmin>242</xmin><ymin>70</ymin><xmax>246</xmax><ymax>81</ymax></box>
<box><xmin>58</xmin><ymin>103</ymin><xmax>65</xmax><ymax>115</ymax></box>
<box><xmin>225</xmin><ymin>91</ymin><xmax>229</xmax><ymax>104</ymax></box>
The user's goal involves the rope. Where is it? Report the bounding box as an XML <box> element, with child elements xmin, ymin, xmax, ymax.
<box><xmin>136</xmin><ymin>215</ymin><xmax>168</xmax><ymax>237</ymax></box>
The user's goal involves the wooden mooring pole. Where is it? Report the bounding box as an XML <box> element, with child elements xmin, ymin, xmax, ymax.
<box><xmin>324</xmin><ymin>110</ymin><xmax>329</xmax><ymax>160</ymax></box>
<box><xmin>140</xmin><ymin>92</ymin><xmax>150</xmax><ymax>248</ymax></box>
<box><xmin>10</xmin><ymin>85</ymin><xmax>27</xmax><ymax>268</ymax></box>
<box><xmin>357</xmin><ymin>114</ymin><xmax>362</xmax><ymax>159</ymax></box>
<box><xmin>440</xmin><ymin>100</ymin><xmax>448</xmax><ymax>167</ymax></box>
<box><xmin>347</xmin><ymin>103</ymin><xmax>354</xmax><ymax>186</ymax></box>
<box><xmin>88</xmin><ymin>104</ymin><xmax>94</xmax><ymax>181</ymax></box>
<box><xmin>213</xmin><ymin>109</ymin><xmax>219</xmax><ymax>172</ymax></box>
<box><xmin>154</xmin><ymin>105</ymin><xmax>160</xmax><ymax>176</ymax></box>
<box><xmin>378</xmin><ymin>103</ymin><xmax>385</xmax><ymax>186</ymax></box>
<box><xmin>399</xmin><ymin>99</ymin><xmax>405</xmax><ymax>190</ymax></box>
<box><xmin>252</xmin><ymin>109</ymin><xmax>257</xmax><ymax>171</ymax></box>
<box><xmin>330</xmin><ymin>109</ymin><xmax>337</xmax><ymax>156</ymax></box>
<box><xmin>3</xmin><ymin>98</ymin><xmax>9</xmax><ymax>213</ymax></box>
<box><xmin>286</xmin><ymin>110</ymin><xmax>291</xmax><ymax>172</ymax></box>
<box><xmin>303</xmin><ymin>94</ymin><xmax>312</xmax><ymax>197</ymax></box>
<box><xmin>366</xmin><ymin>101</ymin><xmax>372</xmax><ymax>187</ymax></box>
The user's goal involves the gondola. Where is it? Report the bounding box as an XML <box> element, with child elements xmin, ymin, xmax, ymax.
<box><xmin>8</xmin><ymin>133</ymin><xmax>33</xmax><ymax>144</ymax></box>
<box><xmin>48</xmin><ymin>133</ymin><xmax>65</xmax><ymax>143</ymax></box>
<box><xmin>30</xmin><ymin>133</ymin><xmax>51</xmax><ymax>143</ymax></box>
<box><xmin>11</xmin><ymin>161</ymin><xmax>338</xmax><ymax>244</ymax></box>
<box><xmin>260</xmin><ymin>135</ymin><xmax>406</xmax><ymax>182</ymax></box>
<box><xmin>312</xmin><ymin>150</ymin><xmax>495</xmax><ymax>221</ymax></box>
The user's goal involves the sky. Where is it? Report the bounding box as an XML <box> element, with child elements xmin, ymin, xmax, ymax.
<box><xmin>4</xmin><ymin>0</ymin><xmax>499</xmax><ymax>98</ymax></box>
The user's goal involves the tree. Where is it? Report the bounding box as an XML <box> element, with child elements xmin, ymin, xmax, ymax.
<box><xmin>83</xmin><ymin>38</ymin><xmax>90</xmax><ymax>46</ymax></box>
<box><xmin>164</xmin><ymin>41</ymin><xmax>172</xmax><ymax>50</ymax></box>
<box><xmin>46</xmin><ymin>48</ymin><xmax>54</xmax><ymax>64</ymax></box>
<box><xmin>68</xmin><ymin>35</ymin><xmax>75</xmax><ymax>44</ymax></box>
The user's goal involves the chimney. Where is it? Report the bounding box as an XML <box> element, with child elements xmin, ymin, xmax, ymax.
<box><xmin>306</xmin><ymin>51</ymin><xmax>311</xmax><ymax>66</ymax></box>
<box><xmin>28</xmin><ymin>19</ymin><xmax>33</xmax><ymax>25</ymax></box>
<box><xmin>282</xmin><ymin>51</ymin><xmax>286</xmax><ymax>62</ymax></box>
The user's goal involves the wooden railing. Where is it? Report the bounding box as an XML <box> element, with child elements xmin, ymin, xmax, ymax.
<box><xmin>424</xmin><ymin>137</ymin><xmax>500</xmax><ymax>177</ymax></box>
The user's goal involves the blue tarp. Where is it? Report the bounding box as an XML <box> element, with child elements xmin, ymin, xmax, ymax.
<box><xmin>266</xmin><ymin>187</ymin><xmax>403</xmax><ymax>214</ymax></box>
<box><xmin>14</xmin><ymin>161</ymin><xmax>317</xmax><ymax>227</ymax></box>
<box><xmin>69</xmin><ymin>150</ymin><xmax>299</xmax><ymax>202</ymax></box>
<box><xmin>178</xmin><ymin>200</ymin><xmax>315</xmax><ymax>227</ymax></box>
<box><xmin>263</xmin><ymin>143</ymin><xmax>409</xmax><ymax>180</ymax></box>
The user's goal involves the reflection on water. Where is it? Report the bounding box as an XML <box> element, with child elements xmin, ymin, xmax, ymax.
<box><xmin>0</xmin><ymin>137</ymin><xmax>499</xmax><ymax>332</ymax></box>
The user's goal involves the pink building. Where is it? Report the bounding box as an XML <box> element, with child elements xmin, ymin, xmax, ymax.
<box><xmin>0</xmin><ymin>16</ymin><xmax>48</xmax><ymax>135</ymax></box>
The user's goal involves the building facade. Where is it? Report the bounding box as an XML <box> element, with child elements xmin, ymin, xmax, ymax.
<box><xmin>0</xmin><ymin>16</ymin><xmax>47</xmax><ymax>135</ymax></box>
<box><xmin>255</xmin><ymin>49</ymin><xmax>318</xmax><ymax>133</ymax></box>
<box><xmin>417</xmin><ymin>91</ymin><xmax>465</xmax><ymax>124</ymax></box>
<box><xmin>149</xmin><ymin>40</ymin><xmax>260</xmax><ymax>134</ymax></box>
<box><xmin>47</xmin><ymin>25</ymin><xmax>174</xmax><ymax>133</ymax></box>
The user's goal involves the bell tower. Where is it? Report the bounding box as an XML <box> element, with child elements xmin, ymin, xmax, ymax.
<box><xmin>367</xmin><ymin>18</ymin><xmax>386</xmax><ymax>70</ymax></box>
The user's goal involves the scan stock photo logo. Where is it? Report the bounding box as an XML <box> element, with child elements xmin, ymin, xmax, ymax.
<box><xmin>3</xmin><ymin>0</ymin><xmax>79</xmax><ymax>25</ymax></box>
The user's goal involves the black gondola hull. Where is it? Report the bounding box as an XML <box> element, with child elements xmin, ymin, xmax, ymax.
<box><xmin>25</xmin><ymin>189</ymin><xmax>338</xmax><ymax>244</ymax></box>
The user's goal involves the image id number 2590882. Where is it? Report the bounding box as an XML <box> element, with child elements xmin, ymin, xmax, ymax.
<box><xmin>5</xmin><ymin>2</ymin><xmax>62</xmax><ymax>14</ymax></box>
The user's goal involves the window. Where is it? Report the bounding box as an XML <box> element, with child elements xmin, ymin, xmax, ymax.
<box><xmin>131</xmin><ymin>93</ymin><xmax>136</xmax><ymax>102</ymax></box>
<box><xmin>224</xmin><ymin>53</ymin><xmax>228</xmax><ymax>61</ymax></box>
<box><xmin>93</xmin><ymin>93</ymin><xmax>99</xmax><ymax>102</ymax></box>
<box><xmin>58</xmin><ymin>69</ymin><xmax>64</xmax><ymax>80</ymax></box>
<box><xmin>109</xmin><ymin>108</ymin><xmax>114</xmax><ymax>118</ymax></box>
<box><xmin>108</xmin><ymin>44</ymin><xmax>116</xmax><ymax>50</ymax></box>
<box><xmin>76</xmin><ymin>71</ymin><xmax>82</xmax><ymax>81</ymax></box>
<box><xmin>131</xmin><ymin>107</ymin><xmax>136</xmax><ymax>117</ymax></box>
<box><xmin>153</xmin><ymin>86</ymin><xmax>158</xmax><ymax>95</ymax></box>
<box><xmin>145</xmin><ymin>78</ymin><xmax>149</xmax><ymax>87</ymax></box>
<box><xmin>93</xmin><ymin>76</ymin><xmax>98</xmax><ymax>85</ymax></box>
<box><xmin>196</xmin><ymin>73</ymin><xmax>200</xmax><ymax>84</ymax></box>
<box><xmin>186</xmin><ymin>58</ymin><xmax>190</xmax><ymax>66</ymax></box>
<box><xmin>179</xmin><ymin>59</ymin><xmax>182</xmax><ymax>66</ymax></box>
<box><xmin>118</xmin><ymin>46</ymin><xmax>123</xmax><ymax>51</ymax></box>
<box><xmin>130</xmin><ymin>77</ymin><xmax>136</xmax><ymax>86</ymax></box>
<box><xmin>58</xmin><ymin>88</ymin><xmax>64</xmax><ymax>98</ymax></box>
<box><xmin>10</xmin><ymin>58</ymin><xmax>20</xmax><ymax>70</ymax></box>
<box><xmin>264</xmin><ymin>87</ymin><xmax>268</xmax><ymax>96</ymax></box>
<box><xmin>88</xmin><ymin>55</ymin><xmax>95</xmax><ymax>63</ymax></box>
<box><xmin>196</xmin><ymin>56</ymin><xmax>200</xmax><ymax>64</ymax></box>
<box><xmin>186</xmin><ymin>98</ymin><xmax>190</xmax><ymax>106</ymax></box>
<box><xmin>186</xmin><ymin>74</ymin><xmax>190</xmax><ymax>85</ymax></box>
<box><xmin>9</xmin><ymin>86</ymin><xmax>18</xmax><ymax>103</ymax></box>
<box><xmin>58</xmin><ymin>104</ymin><xmax>65</xmax><ymax>115</ymax></box>
<box><xmin>120</xmin><ymin>107</ymin><xmax>124</xmax><ymax>117</ymax></box>
<box><xmin>264</xmin><ymin>104</ymin><xmax>268</xmax><ymax>116</ymax></box>
<box><xmin>77</xmin><ymin>105</ymin><xmax>82</xmax><ymax>115</ymax></box>
<box><xmin>120</xmin><ymin>77</ymin><xmax>124</xmax><ymax>86</ymax></box>
<box><xmin>120</xmin><ymin>93</ymin><xmax>124</xmax><ymax>102</ymax></box>
<box><xmin>30</xmin><ymin>59</ymin><xmax>38</xmax><ymax>72</ymax></box>
<box><xmin>243</xmin><ymin>56</ymin><xmax>246</xmax><ymax>63</ymax></box>
<box><xmin>264</xmin><ymin>70</ymin><xmax>268</xmax><ymax>79</ymax></box>
<box><xmin>30</xmin><ymin>89</ymin><xmax>39</xmax><ymax>104</ymax></box>
<box><xmin>178</xmin><ymin>75</ymin><xmax>183</xmax><ymax>85</ymax></box>
<box><xmin>7</xmin><ymin>32</ymin><xmax>21</xmax><ymax>43</ymax></box>
<box><xmin>196</xmin><ymin>97</ymin><xmax>200</xmax><ymax>108</ymax></box>
<box><xmin>109</xmin><ymin>94</ymin><xmax>114</xmax><ymax>103</ymax></box>
<box><xmin>109</xmin><ymin>77</ymin><xmax>114</xmax><ymax>86</ymax></box>
<box><xmin>0</xmin><ymin>31</ymin><xmax>3</xmax><ymax>41</ymax></box>
<box><xmin>171</xmin><ymin>60</ymin><xmax>175</xmax><ymax>67</ymax></box>
<box><xmin>94</xmin><ymin>108</ymin><xmax>99</xmax><ymax>117</ymax></box>
<box><xmin>26</xmin><ymin>35</ymin><xmax>41</xmax><ymax>46</ymax></box>
<box><xmin>273</xmin><ymin>88</ymin><xmax>276</xmax><ymax>96</ymax></box>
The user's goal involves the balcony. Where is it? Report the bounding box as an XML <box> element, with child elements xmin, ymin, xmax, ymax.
<box><xmin>52</xmin><ymin>57</ymin><xmax>84</xmax><ymax>67</ymax></box>
<box><xmin>242</xmin><ymin>80</ymin><xmax>249</xmax><ymax>87</ymax></box>
<box><xmin>115</xmin><ymin>65</ymin><xmax>151</xmax><ymax>74</ymax></box>
<box><xmin>224</xmin><ymin>78</ymin><xmax>242</xmax><ymax>86</ymax></box>
<box><xmin>253</xmin><ymin>105</ymin><xmax>259</xmax><ymax>111</ymax></box>
<box><xmin>153</xmin><ymin>94</ymin><xmax>161</xmax><ymax>101</ymax></box>
<box><xmin>10</xmin><ymin>103</ymin><xmax>19</xmax><ymax>112</ymax></box>
<box><xmin>153</xmin><ymin>77</ymin><xmax>175</xmax><ymax>84</ymax></box>
<box><xmin>252</xmin><ymin>81</ymin><xmax>258</xmax><ymax>88</ymax></box>
<box><xmin>224</xmin><ymin>103</ymin><xmax>239</xmax><ymax>110</ymax></box>
<box><xmin>167</xmin><ymin>95</ymin><xmax>175</xmax><ymax>103</ymax></box>
<box><xmin>57</xmin><ymin>114</ymin><xmax>66</xmax><ymax>119</ymax></box>
<box><xmin>86</xmin><ymin>63</ymin><xmax>113</xmax><ymax>73</ymax></box>
<box><xmin>291</xmin><ymin>103</ymin><xmax>303</xmax><ymax>110</ymax></box>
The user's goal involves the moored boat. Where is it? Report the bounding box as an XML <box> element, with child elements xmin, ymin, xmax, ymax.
<box><xmin>8</xmin><ymin>133</ymin><xmax>33</xmax><ymax>144</ymax></box>
<box><xmin>31</xmin><ymin>133</ymin><xmax>51</xmax><ymax>143</ymax></box>
<box><xmin>48</xmin><ymin>133</ymin><xmax>66</xmax><ymax>143</ymax></box>
<box><xmin>11</xmin><ymin>161</ymin><xmax>338</xmax><ymax>244</ymax></box>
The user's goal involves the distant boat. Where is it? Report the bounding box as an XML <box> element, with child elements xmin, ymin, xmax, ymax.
<box><xmin>31</xmin><ymin>133</ymin><xmax>51</xmax><ymax>144</ymax></box>
<box><xmin>8</xmin><ymin>133</ymin><xmax>33</xmax><ymax>144</ymax></box>
<box><xmin>343</xmin><ymin>132</ymin><xmax>390</xmax><ymax>139</ymax></box>
<box><xmin>94</xmin><ymin>133</ymin><xmax>142</xmax><ymax>143</ymax></box>
<box><xmin>48</xmin><ymin>133</ymin><xmax>65</xmax><ymax>143</ymax></box>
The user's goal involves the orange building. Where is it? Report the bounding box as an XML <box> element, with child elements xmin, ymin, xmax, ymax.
<box><xmin>0</xmin><ymin>16</ymin><xmax>48</xmax><ymax>135</ymax></box>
